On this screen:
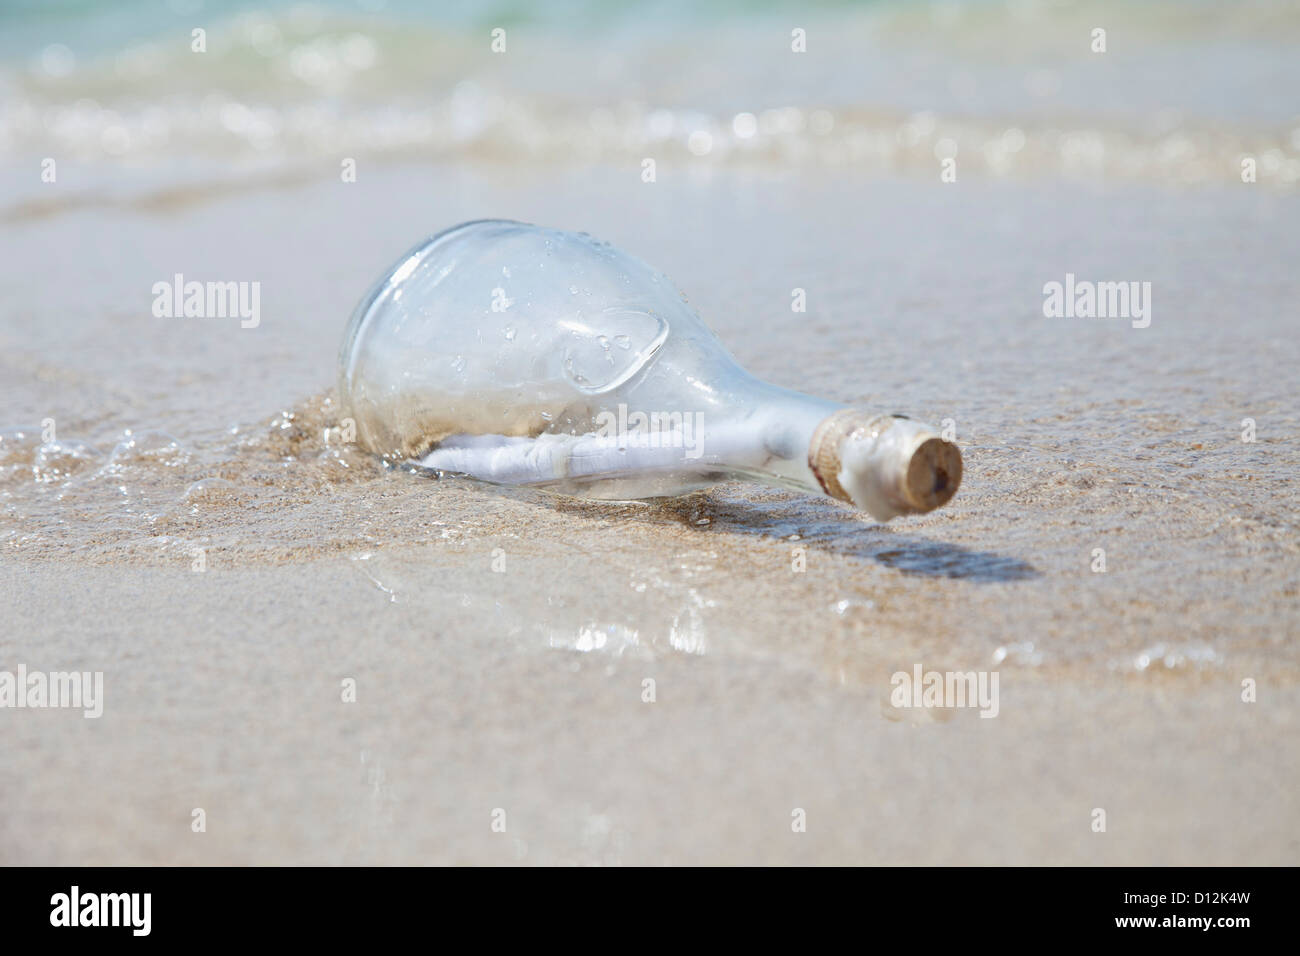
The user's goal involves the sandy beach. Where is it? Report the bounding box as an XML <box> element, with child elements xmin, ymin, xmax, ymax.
<box><xmin>1</xmin><ymin>1</ymin><xmax>1297</xmax><ymax>865</ymax></box>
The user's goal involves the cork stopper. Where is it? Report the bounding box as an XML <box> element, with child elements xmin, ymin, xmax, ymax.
<box><xmin>808</xmin><ymin>410</ymin><xmax>962</xmax><ymax>520</ymax></box>
<box><xmin>903</xmin><ymin>434</ymin><xmax>963</xmax><ymax>512</ymax></box>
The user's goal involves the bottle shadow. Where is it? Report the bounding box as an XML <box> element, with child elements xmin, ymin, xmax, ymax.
<box><xmin>711</xmin><ymin>508</ymin><xmax>1039</xmax><ymax>584</ymax></box>
<box><xmin>831</xmin><ymin>534</ymin><xmax>1038</xmax><ymax>583</ymax></box>
<box><xmin>526</xmin><ymin>486</ymin><xmax>1040</xmax><ymax>585</ymax></box>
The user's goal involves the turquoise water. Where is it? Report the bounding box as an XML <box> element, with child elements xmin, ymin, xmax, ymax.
<box><xmin>2</xmin><ymin>1</ymin><xmax>1297</xmax><ymax>196</ymax></box>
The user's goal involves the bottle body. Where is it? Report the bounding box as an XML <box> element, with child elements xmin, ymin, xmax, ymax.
<box><xmin>339</xmin><ymin>220</ymin><xmax>961</xmax><ymax>518</ymax></box>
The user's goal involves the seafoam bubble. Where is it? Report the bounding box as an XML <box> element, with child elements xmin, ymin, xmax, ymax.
<box><xmin>182</xmin><ymin>477</ymin><xmax>249</xmax><ymax>508</ymax></box>
<box><xmin>1128</xmin><ymin>642</ymin><xmax>1219</xmax><ymax>673</ymax></box>
<box><xmin>33</xmin><ymin>440</ymin><xmax>103</xmax><ymax>483</ymax></box>
<box><xmin>108</xmin><ymin>429</ymin><xmax>191</xmax><ymax>468</ymax></box>
<box><xmin>991</xmin><ymin>641</ymin><xmax>1042</xmax><ymax>666</ymax></box>
<box><xmin>831</xmin><ymin>597</ymin><xmax>875</xmax><ymax>615</ymax></box>
<box><xmin>550</xmin><ymin>622</ymin><xmax>643</xmax><ymax>656</ymax></box>
<box><xmin>315</xmin><ymin>444</ymin><xmax>363</xmax><ymax>470</ymax></box>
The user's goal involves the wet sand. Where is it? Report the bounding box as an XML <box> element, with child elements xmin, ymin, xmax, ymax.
<box><xmin>1</xmin><ymin>163</ymin><xmax>1296</xmax><ymax>863</ymax></box>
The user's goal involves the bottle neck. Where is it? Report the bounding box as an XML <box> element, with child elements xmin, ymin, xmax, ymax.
<box><xmin>699</xmin><ymin>379</ymin><xmax>846</xmax><ymax>498</ymax></box>
<box><xmin>708</xmin><ymin>382</ymin><xmax>961</xmax><ymax>520</ymax></box>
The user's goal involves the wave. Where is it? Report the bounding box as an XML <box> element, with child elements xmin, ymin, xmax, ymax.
<box><xmin>1</xmin><ymin>1</ymin><xmax>1297</xmax><ymax>191</ymax></box>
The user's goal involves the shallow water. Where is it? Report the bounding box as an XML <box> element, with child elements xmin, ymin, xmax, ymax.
<box><xmin>4</xmin><ymin>0</ymin><xmax>1300</xmax><ymax>208</ymax></box>
<box><xmin>2</xmin><ymin>1</ymin><xmax>1298</xmax><ymax>864</ymax></box>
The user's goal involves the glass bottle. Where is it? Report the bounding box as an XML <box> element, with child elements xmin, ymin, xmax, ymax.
<box><xmin>339</xmin><ymin>220</ymin><xmax>960</xmax><ymax>520</ymax></box>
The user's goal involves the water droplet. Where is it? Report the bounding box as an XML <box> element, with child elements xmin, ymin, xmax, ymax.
<box><xmin>831</xmin><ymin>598</ymin><xmax>874</xmax><ymax>615</ymax></box>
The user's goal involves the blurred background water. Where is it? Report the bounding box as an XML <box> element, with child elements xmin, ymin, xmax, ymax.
<box><xmin>3</xmin><ymin>0</ymin><xmax>1299</xmax><ymax>196</ymax></box>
